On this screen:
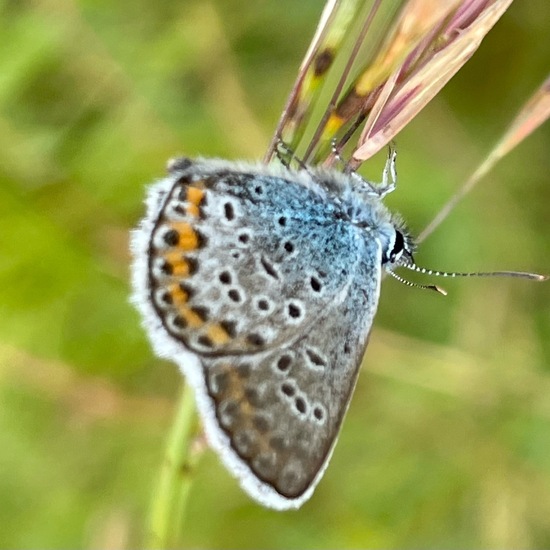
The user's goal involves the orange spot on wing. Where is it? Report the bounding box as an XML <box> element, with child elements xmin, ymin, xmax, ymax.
<box><xmin>169</xmin><ymin>222</ymin><xmax>199</xmax><ymax>251</ymax></box>
<box><xmin>169</xmin><ymin>283</ymin><xmax>188</xmax><ymax>304</ymax></box>
<box><xmin>180</xmin><ymin>306</ymin><xmax>203</xmax><ymax>328</ymax></box>
<box><xmin>207</xmin><ymin>323</ymin><xmax>231</xmax><ymax>345</ymax></box>
<box><xmin>187</xmin><ymin>186</ymin><xmax>205</xmax><ymax>207</ymax></box>
<box><xmin>164</xmin><ymin>250</ymin><xmax>184</xmax><ymax>265</ymax></box>
<box><xmin>163</xmin><ymin>251</ymin><xmax>192</xmax><ymax>277</ymax></box>
<box><xmin>186</xmin><ymin>203</ymin><xmax>200</xmax><ymax>217</ymax></box>
<box><xmin>172</xmin><ymin>263</ymin><xmax>191</xmax><ymax>276</ymax></box>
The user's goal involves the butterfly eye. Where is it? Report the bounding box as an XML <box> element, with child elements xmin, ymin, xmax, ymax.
<box><xmin>382</xmin><ymin>229</ymin><xmax>405</xmax><ymax>264</ymax></box>
<box><xmin>389</xmin><ymin>230</ymin><xmax>405</xmax><ymax>262</ymax></box>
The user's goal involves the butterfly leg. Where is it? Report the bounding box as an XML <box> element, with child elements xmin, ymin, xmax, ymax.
<box><xmin>378</xmin><ymin>141</ymin><xmax>397</xmax><ymax>197</ymax></box>
<box><xmin>275</xmin><ymin>139</ymin><xmax>292</xmax><ymax>169</ymax></box>
<box><xmin>276</xmin><ymin>139</ymin><xmax>314</xmax><ymax>176</ymax></box>
<box><xmin>335</xmin><ymin>140</ymin><xmax>397</xmax><ymax>199</ymax></box>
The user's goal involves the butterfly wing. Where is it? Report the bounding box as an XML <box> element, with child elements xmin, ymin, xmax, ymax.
<box><xmin>131</xmin><ymin>158</ymin><xmax>382</xmax><ymax>509</ymax></box>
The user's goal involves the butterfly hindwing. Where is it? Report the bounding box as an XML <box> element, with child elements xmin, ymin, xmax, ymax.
<box><xmin>201</xmin><ymin>265</ymin><xmax>380</xmax><ymax>504</ymax></box>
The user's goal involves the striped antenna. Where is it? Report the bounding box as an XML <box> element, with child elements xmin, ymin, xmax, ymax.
<box><xmin>386</xmin><ymin>269</ymin><xmax>447</xmax><ymax>295</ymax></box>
<box><xmin>388</xmin><ymin>261</ymin><xmax>547</xmax><ymax>296</ymax></box>
<box><xmin>404</xmin><ymin>263</ymin><xmax>548</xmax><ymax>282</ymax></box>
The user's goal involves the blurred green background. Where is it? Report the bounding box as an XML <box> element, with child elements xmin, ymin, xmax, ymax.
<box><xmin>1</xmin><ymin>0</ymin><xmax>549</xmax><ymax>547</ymax></box>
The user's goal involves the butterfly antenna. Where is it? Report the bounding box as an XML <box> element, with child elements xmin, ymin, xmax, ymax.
<box><xmin>386</xmin><ymin>269</ymin><xmax>447</xmax><ymax>295</ymax></box>
<box><xmin>403</xmin><ymin>262</ymin><xmax>548</xmax><ymax>282</ymax></box>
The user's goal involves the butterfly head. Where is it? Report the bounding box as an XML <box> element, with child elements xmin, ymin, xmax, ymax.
<box><xmin>381</xmin><ymin>216</ymin><xmax>416</xmax><ymax>269</ymax></box>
